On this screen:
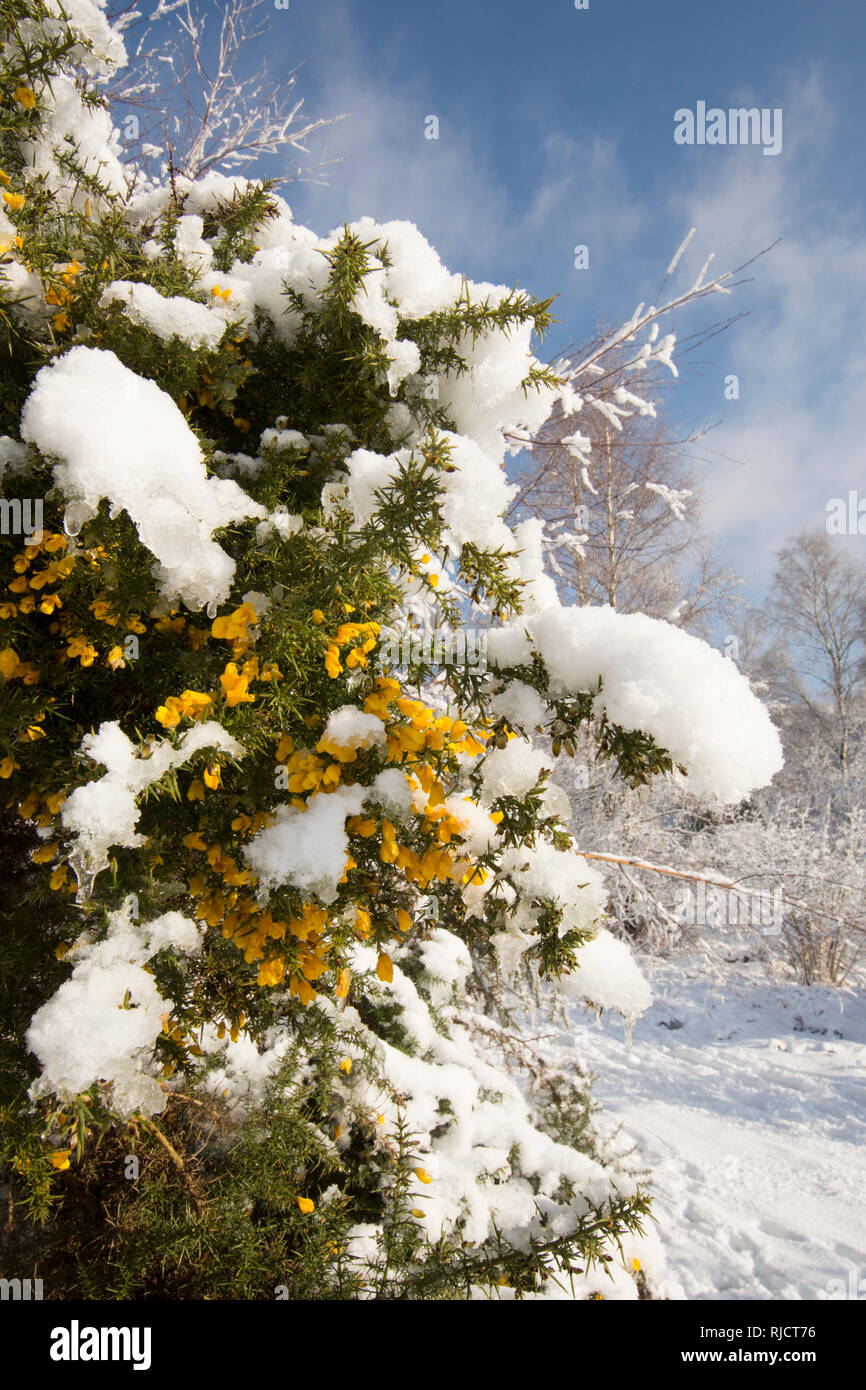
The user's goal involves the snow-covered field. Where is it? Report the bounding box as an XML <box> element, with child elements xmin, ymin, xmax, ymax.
<box><xmin>562</xmin><ymin>952</ymin><xmax>866</xmax><ymax>1300</ymax></box>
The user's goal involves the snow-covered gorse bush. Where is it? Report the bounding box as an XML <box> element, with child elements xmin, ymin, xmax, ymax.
<box><xmin>0</xmin><ymin>0</ymin><xmax>783</xmax><ymax>1298</ymax></box>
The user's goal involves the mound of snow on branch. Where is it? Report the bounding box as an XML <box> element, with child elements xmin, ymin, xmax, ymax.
<box><xmin>27</xmin><ymin>900</ymin><xmax>203</xmax><ymax>1116</ymax></box>
<box><xmin>488</xmin><ymin>606</ymin><xmax>783</xmax><ymax>803</ymax></box>
<box><xmin>20</xmin><ymin>348</ymin><xmax>265</xmax><ymax>608</ymax></box>
<box><xmin>61</xmin><ymin>720</ymin><xmax>244</xmax><ymax>879</ymax></box>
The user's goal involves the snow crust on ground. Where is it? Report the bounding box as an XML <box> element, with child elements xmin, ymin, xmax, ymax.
<box><xmin>558</xmin><ymin>950</ymin><xmax>866</xmax><ymax>1300</ymax></box>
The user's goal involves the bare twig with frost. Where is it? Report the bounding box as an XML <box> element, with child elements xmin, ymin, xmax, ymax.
<box><xmin>108</xmin><ymin>0</ymin><xmax>345</xmax><ymax>181</ymax></box>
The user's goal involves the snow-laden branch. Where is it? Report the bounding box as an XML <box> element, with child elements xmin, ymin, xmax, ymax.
<box><xmin>575</xmin><ymin>851</ymin><xmax>866</xmax><ymax>937</ymax></box>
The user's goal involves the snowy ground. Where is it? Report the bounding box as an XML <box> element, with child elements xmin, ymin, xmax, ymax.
<box><xmin>561</xmin><ymin>951</ymin><xmax>866</xmax><ymax>1300</ymax></box>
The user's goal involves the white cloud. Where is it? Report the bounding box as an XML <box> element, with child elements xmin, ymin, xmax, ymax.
<box><xmin>667</xmin><ymin>68</ymin><xmax>866</xmax><ymax>584</ymax></box>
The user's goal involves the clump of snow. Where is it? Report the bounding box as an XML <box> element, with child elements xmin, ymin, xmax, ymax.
<box><xmin>439</xmin><ymin>319</ymin><xmax>556</xmax><ymax>463</ymax></box>
<box><xmin>480</xmin><ymin>737</ymin><xmax>552</xmax><ymax>802</ymax></box>
<box><xmin>539</xmin><ymin>781</ymin><xmax>572</xmax><ymax>822</ymax></box>
<box><xmin>505</xmin><ymin>518</ymin><xmax>560</xmax><ymax>613</ymax></box>
<box><xmin>489</xmin><ymin>922</ymin><xmax>541</xmax><ymax>977</ymax></box>
<box><xmin>255</xmin><ymin>511</ymin><xmax>304</xmax><ymax>544</ymax></box>
<box><xmin>323</xmin><ymin>960</ymin><xmax>622</xmax><ymax>1254</ymax></box>
<box><xmin>368</xmin><ymin>768</ymin><xmax>414</xmax><ymax>817</ymax></box>
<box><xmin>485</xmin><ymin>625</ymin><xmax>534</xmax><ymax>670</ymax></box>
<box><xmin>172</xmin><ymin>215</ymin><xmax>215</xmax><ymax>274</ymax></box>
<box><xmin>20</xmin><ymin>73</ymin><xmax>126</xmax><ymax>209</ymax></box>
<box><xmin>198</xmin><ymin>1026</ymin><xmax>291</xmax><ymax>1119</ymax></box>
<box><xmin>442</xmin><ymin>795</ymin><xmax>500</xmax><ymax>855</ymax></box>
<box><xmin>340</xmin><ymin>446</ymin><xmax>405</xmax><ymax>528</ymax></box>
<box><xmin>500</xmin><ymin>841</ymin><xmax>608</xmax><ymax>940</ymax></box>
<box><xmin>347</xmin><ymin>218</ymin><xmax>463</xmax><ymax>318</ymax></box>
<box><xmin>340</xmin><ymin>429</ymin><xmax>524</xmax><ymax>565</ymax></box>
<box><xmin>0</xmin><ymin>258</ymin><xmax>46</xmax><ymax>324</ymax></box>
<box><xmin>0</xmin><ymin>435</ymin><xmax>31</xmax><ymax>481</ymax></box>
<box><xmin>61</xmin><ymin>720</ymin><xmax>244</xmax><ymax>879</ymax></box>
<box><xmin>20</xmin><ymin>347</ymin><xmax>266</xmax><ymax>608</ymax></box>
<box><xmin>219</xmin><ymin>236</ymin><xmax>331</xmax><ymax>345</ymax></box>
<box><xmin>488</xmin><ymin>680</ymin><xmax>548</xmax><ymax>734</ymax></box>
<box><xmin>243</xmin><ymin>785</ymin><xmax>366</xmax><ymax>904</ymax></box>
<box><xmin>418</xmin><ymin>928</ymin><xmax>472</xmax><ymax>994</ymax></box>
<box><xmin>27</xmin><ymin>900</ymin><xmax>203</xmax><ymax>1116</ymax></box>
<box><xmin>491</xmin><ymin>606</ymin><xmax>783</xmax><ymax>804</ymax></box>
<box><xmin>260</xmin><ymin>427</ymin><xmax>308</xmax><ymax>452</ymax></box>
<box><xmin>385</xmin><ymin>338</ymin><xmax>422</xmax><ymax>394</ymax></box>
<box><xmin>319</xmin><ymin>706</ymin><xmax>387</xmax><ymax>754</ymax></box>
<box><xmin>44</xmin><ymin>0</ymin><xmax>127</xmax><ymax>74</ymax></box>
<box><xmin>100</xmin><ymin>281</ymin><xmax>227</xmax><ymax>349</ymax></box>
<box><xmin>434</xmin><ymin>431</ymin><xmax>516</xmax><ymax>551</ymax></box>
<box><xmin>559</xmin><ymin>929</ymin><xmax>652</xmax><ymax>1019</ymax></box>
<box><xmin>126</xmin><ymin>173</ymin><xmax>254</xmax><ymax>229</ymax></box>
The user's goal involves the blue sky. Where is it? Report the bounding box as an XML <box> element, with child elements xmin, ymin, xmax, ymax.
<box><xmin>165</xmin><ymin>0</ymin><xmax>866</xmax><ymax>603</ymax></box>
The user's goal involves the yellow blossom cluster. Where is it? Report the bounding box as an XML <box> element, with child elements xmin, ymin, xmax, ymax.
<box><xmin>14</xmin><ymin>784</ymin><xmax>64</xmax><ymax>830</ymax></box>
<box><xmin>184</xmin><ymin>819</ymin><xmax>334</xmax><ymax>1000</ymax></box>
<box><xmin>4</xmin><ymin>534</ymin><xmax>74</xmax><ymax>623</ymax></box>
<box><xmin>0</xmin><ymin>531</ymin><xmax>145</xmax><ymax>684</ymax></box>
<box><xmin>155</xmin><ymin>654</ymin><xmax>282</xmax><ymax>729</ymax></box>
<box><xmin>211</xmin><ymin>602</ymin><xmax>259</xmax><ymax>655</ymax></box>
<box><xmin>324</xmin><ymin>619</ymin><xmax>381</xmax><ymax>678</ymax></box>
<box><xmin>362</xmin><ymin>677</ymin><xmax>488</xmax><ymax>762</ymax></box>
<box><xmin>220</xmin><ymin>653</ymin><xmax>282</xmax><ymax>705</ymax></box>
<box><xmin>65</xmin><ymin>634</ymin><xmax>97</xmax><ymax>666</ymax></box>
<box><xmin>0</xmin><ymin>178</ymin><xmax>24</xmax><ymax>254</ymax></box>
<box><xmin>1</xmin><ymin>706</ymin><xmax>48</xmax><ymax>749</ymax></box>
<box><xmin>155</xmin><ymin>689</ymin><xmax>214</xmax><ymax>728</ymax></box>
<box><xmin>0</xmin><ymin>644</ymin><xmax>39</xmax><ymax>683</ymax></box>
<box><xmin>283</xmin><ymin>749</ymin><xmax>343</xmax><ymax>798</ymax></box>
<box><xmin>150</xmin><ymin>608</ymin><xmax>209</xmax><ymax>650</ymax></box>
<box><xmin>43</xmin><ymin>259</ymin><xmax>83</xmax><ymax>330</ymax></box>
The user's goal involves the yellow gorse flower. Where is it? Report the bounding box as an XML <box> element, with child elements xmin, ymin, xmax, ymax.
<box><xmin>211</xmin><ymin>603</ymin><xmax>258</xmax><ymax>643</ymax></box>
<box><xmin>322</xmin><ymin>620</ymin><xmax>380</xmax><ymax>677</ymax></box>
<box><xmin>220</xmin><ymin>662</ymin><xmax>255</xmax><ymax>707</ymax></box>
<box><xmin>65</xmin><ymin>634</ymin><xmax>97</xmax><ymax>666</ymax></box>
<box><xmin>155</xmin><ymin>690</ymin><xmax>214</xmax><ymax>727</ymax></box>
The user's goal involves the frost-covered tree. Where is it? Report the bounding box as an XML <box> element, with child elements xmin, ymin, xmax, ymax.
<box><xmin>508</xmin><ymin>239</ymin><xmax>758</xmax><ymax>636</ymax></box>
<box><xmin>107</xmin><ymin>0</ymin><xmax>343</xmax><ymax>183</ymax></box>
<box><xmin>765</xmin><ymin>529</ymin><xmax>866</xmax><ymax>780</ymax></box>
<box><xmin>0</xmin><ymin>0</ymin><xmax>783</xmax><ymax>1298</ymax></box>
<box><xmin>510</xmin><ymin>339</ymin><xmax>739</xmax><ymax>634</ymax></box>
